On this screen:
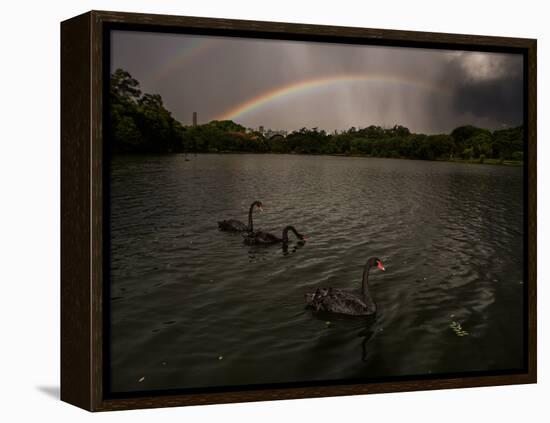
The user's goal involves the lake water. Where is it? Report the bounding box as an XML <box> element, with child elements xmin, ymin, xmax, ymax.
<box><xmin>109</xmin><ymin>154</ymin><xmax>525</xmax><ymax>394</ymax></box>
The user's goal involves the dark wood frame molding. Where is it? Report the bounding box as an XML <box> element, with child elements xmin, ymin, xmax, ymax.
<box><xmin>61</xmin><ymin>10</ymin><xmax>537</xmax><ymax>412</ymax></box>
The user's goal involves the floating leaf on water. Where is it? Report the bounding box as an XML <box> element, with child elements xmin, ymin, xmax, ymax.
<box><xmin>162</xmin><ymin>362</ymin><xmax>167</xmax><ymax>366</ymax></box>
<box><xmin>218</xmin><ymin>355</ymin><xmax>223</xmax><ymax>360</ymax></box>
<box><xmin>138</xmin><ymin>376</ymin><xmax>145</xmax><ymax>383</ymax></box>
<box><xmin>325</xmin><ymin>321</ymin><xmax>331</xmax><ymax>326</ymax></box>
<box><xmin>450</xmin><ymin>321</ymin><xmax>469</xmax><ymax>336</ymax></box>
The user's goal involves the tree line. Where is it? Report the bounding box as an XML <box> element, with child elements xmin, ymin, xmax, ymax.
<box><xmin>110</xmin><ymin>68</ymin><xmax>524</xmax><ymax>163</ymax></box>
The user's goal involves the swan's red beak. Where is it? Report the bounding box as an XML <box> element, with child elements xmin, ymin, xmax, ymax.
<box><xmin>377</xmin><ymin>261</ymin><xmax>386</xmax><ymax>271</ymax></box>
<box><xmin>302</xmin><ymin>235</ymin><xmax>309</xmax><ymax>240</ymax></box>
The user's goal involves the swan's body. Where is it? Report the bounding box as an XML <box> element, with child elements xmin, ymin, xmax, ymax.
<box><xmin>305</xmin><ymin>288</ymin><xmax>373</xmax><ymax>316</ymax></box>
<box><xmin>244</xmin><ymin>225</ymin><xmax>307</xmax><ymax>246</ymax></box>
<box><xmin>218</xmin><ymin>201</ymin><xmax>263</xmax><ymax>232</ymax></box>
<box><xmin>218</xmin><ymin>219</ymin><xmax>248</xmax><ymax>232</ymax></box>
<box><xmin>305</xmin><ymin>257</ymin><xmax>385</xmax><ymax>316</ymax></box>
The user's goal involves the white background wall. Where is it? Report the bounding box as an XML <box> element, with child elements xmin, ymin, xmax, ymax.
<box><xmin>0</xmin><ymin>0</ymin><xmax>546</xmax><ymax>421</ymax></box>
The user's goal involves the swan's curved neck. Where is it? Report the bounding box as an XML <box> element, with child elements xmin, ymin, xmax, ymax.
<box><xmin>361</xmin><ymin>262</ymin><xmax>376</xmax><ymax>312</ymax></box>
<box><xmin>282</xmin><ymin>226</ymin><xmax>298</xmax><ymax>243</ymax></box>
<box><xmin>248</xmin><ymin>203</ymin><xmax>256</xmax><ymax>232</ymax></box>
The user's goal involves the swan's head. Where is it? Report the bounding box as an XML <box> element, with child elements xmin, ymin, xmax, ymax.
<box><xmin>296</xmin><ymin>229</ymin><xmax>308</xmax><ymax>241</ymax></box>
<box><xmin>369</xmin><ymin>257</ymin><xmax>385</xmax><ymax>271</ymax></box>
<box><xmin>285</xmin><ymin>225</ymin><xmax>308</xmax><ymax>241</ymax></box>
<box><xmin>254</xmin><ymin>201</ymin><xmax>264</xmax><ymax>212</ymax></box>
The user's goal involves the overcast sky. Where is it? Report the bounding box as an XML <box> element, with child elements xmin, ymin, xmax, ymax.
<box><xmin>111</xmin><ymin>30</ymin><xmax>523</xmax><ymax>134</ymax></box>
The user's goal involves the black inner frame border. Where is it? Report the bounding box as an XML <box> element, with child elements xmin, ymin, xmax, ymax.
<box><xmin>101</xmin><ymin>20</ymin><xmax>531</xmax><ymax>400</ymax></box>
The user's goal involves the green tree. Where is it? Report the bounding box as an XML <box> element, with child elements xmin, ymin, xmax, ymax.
<box><xmin>108</xmin><ymin>68</ymin><xmax>524</xmax><ymax>163</ymax></box>
<box><xmin>493</xmin><ymin>126</ymin><xmax>524</xmax><ymax>160</ymax></box>
<box><xmin>109</xmin><ymin>68</ymin><xmax>186</xmax><ymax>153</ymax></box>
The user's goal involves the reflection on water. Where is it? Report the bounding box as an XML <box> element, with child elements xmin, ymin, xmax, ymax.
<box><xmin>109</xmin><ymin>154</ymin><xmax>524</xmax><ymax>393</ymax></box>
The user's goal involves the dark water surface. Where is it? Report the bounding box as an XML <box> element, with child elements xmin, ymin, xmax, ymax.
<box><xmin>109</xmin><ymin>154</ymin><xmax>524</xmax><ymax>393</ymax></box>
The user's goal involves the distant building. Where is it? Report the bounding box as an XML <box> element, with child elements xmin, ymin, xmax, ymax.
<box><xmin>192</xmin><ymin>112</ymin><xmax>198</xmax><ymax>126</ymax></box>
<box><xmin>265</xmin><ymin>129</ymin><xmax>287</xmax><ymax>138</ymax></box>
<box><xmin>256</xmin><ymin>125</ymin><xmax>287</xmax><ymax>138</ymax></box>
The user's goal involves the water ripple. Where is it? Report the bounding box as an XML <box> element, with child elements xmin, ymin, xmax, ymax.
<box><xmin>109</xmin><ymin>154</ymin><xmax>524</xmax><ymax>392</ymax></box>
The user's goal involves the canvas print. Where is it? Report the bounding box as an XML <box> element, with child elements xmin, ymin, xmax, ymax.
<box><xmin>107</xmin><ymin>29</ymin><xmax>525</xmax><ymax>395</ymax></box>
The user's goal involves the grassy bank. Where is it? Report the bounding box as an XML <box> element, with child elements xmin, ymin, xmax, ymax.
<box><xmin>179</xmin><ymin>150</ymin><xmax>524</xmax><ymax>166</ymax></box>
<box><xmin>445</xmin><ymin>157</ymin><xmax>523</xmax><ymax>166</ymax></box>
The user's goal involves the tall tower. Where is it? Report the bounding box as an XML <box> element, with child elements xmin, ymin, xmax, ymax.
<box><xmin>192</xmin><ymin>112</ymin><xmax>198</xmax><ymax>126</ymax></box>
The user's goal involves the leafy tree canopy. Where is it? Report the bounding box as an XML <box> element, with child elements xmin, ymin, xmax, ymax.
<box><xmin>110</xmin><ymin>69</ymin><xmax>524</xmax><ymax>163</ymax></box>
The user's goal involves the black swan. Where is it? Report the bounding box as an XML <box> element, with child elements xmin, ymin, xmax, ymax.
<box><xmin>305</xmin><ymin>257</ymin><xmax>385</xmax><ymax>316</ymax></box>
<box><xmin>243</xmin><ymin>225</ymin><xmax>308</xmax><ymax>246</ymax></box>
<box><xmin>218</xmin><ymin>201</ymin><xmax>263</xmax><ymax>232</ymax></box>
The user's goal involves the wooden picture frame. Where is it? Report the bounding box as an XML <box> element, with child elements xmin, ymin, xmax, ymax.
<box><xmin>61</xmin><ymin>10</ymin><xmax>537</xmax><ymax>411</ymax></box>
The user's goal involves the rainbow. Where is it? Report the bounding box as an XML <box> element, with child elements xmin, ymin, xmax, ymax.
<box><xmin>150</xmin><ymin>38</ymin><xmax>218</xmax><ymax>82</ymax></box>
<box><xmin>218</xmin><ymin>74</ymin><xmax>451</xmax><ymax>120</ymax></box>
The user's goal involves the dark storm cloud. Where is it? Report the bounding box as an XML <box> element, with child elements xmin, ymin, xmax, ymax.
<box><xmin>111</xmin><ymin>31</ymin><xmax>524</xmax><ymax>133</ymax></box>
<box><xmin>442</xmin><ymin>52</ymin><xmax>523</xmax><ymax>128</ymax></box>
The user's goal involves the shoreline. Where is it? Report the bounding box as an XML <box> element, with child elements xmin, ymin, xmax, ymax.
<box><xmin>114</xmin><ymin>151</ymin><xmax>523</xmax><ymax>167</ymax></box>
